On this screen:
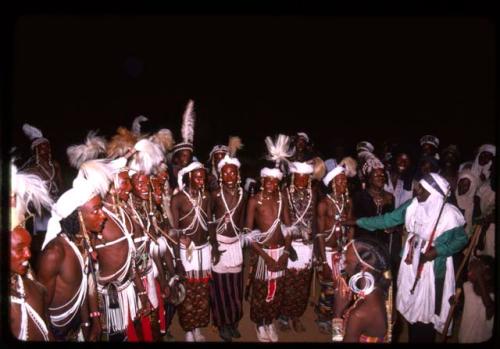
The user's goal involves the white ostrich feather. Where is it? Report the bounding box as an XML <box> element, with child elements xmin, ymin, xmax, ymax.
<box><xmin>131</xmin><ymin>115</ymin><xmax>148</xmax><ymax>136</ymax></box>
<box><xmin>340</xmin><ymin>156</ymin><xmax>358</xmax><ymax>178</ymax></box>
<box><xmin>362</xmin><ymin>155</ymin><xmax>384</xmax><ymax>176</ymax></box>
<box><xmin>22</xmin><ymin>123</ymin><xmax>43</xmax><ymax>140</ymax></box>
<box><xmin>181</xmin><ymin>99</ymin><xmax>195</xmax><ymax>144</ymax></box>
<box><xmin>11</xmin><ymin>163</ymin><xmax>53</xmax><ymax>216</ymax></box>
<box><xmin>265</xmin><ymin>134</ymin><xmax>295</xmax><ymax>166</ymax></box>
<box><xmin>150</xmin><ymin>128</ymin><xmax>175</xmax><ymax>153</ymax></box>
<box><xmin>130</xmin><ymin>139</ymin><xmax>165</xmax><ymax>175</ymax></box>
<box><xmin>67</xmin><ymin>130</ymin><xmax>107</xmax><ymax>169</ymax></box>
<box><xmin>228</xmin><ymin>136</ymin><xmax>243</xmax><ymax>157</ymax></box>
<box><xmin>77</xmin><ymin>159</ymin><xmax>115</xmax><ymax>197</ymax></box>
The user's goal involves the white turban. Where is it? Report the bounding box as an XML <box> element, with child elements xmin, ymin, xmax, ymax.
<box><xmin>297</xmin><ymin>132</ymin><xmax>309</xmax><ymax>143</ymax></box>
<box><xmin>323</xmin><ymin>165</ymin><xmax>345</xmax><ymax>186</ymax></box>
<box><xmin>356</xmin><ymin>141</ymin><xmax>374</xmax><ymax>154</ymax></box>
<box><xmin>260</xmin><ymin>167</ymin><xmax>283</xmax><ymax>180</ymax></box>
<box><xmin>177</xmin><ymin>161</ymin><xmax>204</xmax><ymax>190</ymax></box>
<box><xmin>420</xmin><ymin>135</ymin><xmax>440</xmax><ymax>148</ymax></box>
<box><xmin>478</xmin><ymin>144</ymin><xmax>496</xmax><ymax>157</ymax></box>
<box><xmin>43</xmin><ymin>176</ymin><xmax>98</xmax><ymax>250</ymax></box>
<box><xmin>420</xmin><ymin>172</ymin><xmax>450</xmax><ymax>198</ymax></box>
<box><xmin>290</xmin><ymin>161</ymin><xmax>314</xmax><ymax>175</ymax></box>
<box><xmin>217</xmin><ymin>154</ymin><xmax>241</xmax><ymax>172</ymax></box>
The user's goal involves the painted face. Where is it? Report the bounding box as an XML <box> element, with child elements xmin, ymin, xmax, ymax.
<box><xmin>80</xmin><ymin>195</ymin><xmax>107</xmax><ymax>234</ymax></box>
<box><xmin>293</xmin><ymin>173</ymin><xmax>310</xmax><ymax>189</ymax></box>
<box><xmin>35</xmin><ymin>141</ymin><xmax>51</xmax><ymax>159</ymax></box>
<box><xmin>332</xmin><ymin>173</ymin><xmax>348</xmax><ymax>195</ymax></box>
<box><xmin>157</xmin><ymin>169</ymin><xmax>169</xmax><ymax>186</ymax></box>
<box><xmin>368</xmin><ymin>168</ymin><xmax>386</xmax><ymax>190</ymax></box>
<box><xmin>213</xmin><ymin>151</ymin><xmax>227</xmax><ymax>168</ymax></box>
<box><xmin>116</xmin><ymin>171</ymin><xmax>132</xmax><ymax>202</ymax></box>
<box><xmin>395</xmin><ymin>153</ymin><xmax>410</xmax><ymax>174</ymax></box>
<box><xmin>132</xmin><ymin>172</ymin><xmax>150</xmax><ymax>201</ymax></box>
<box><xmin>190</xmin><ymin>168</ymin><xmax>206</xmax><ymax>191</ymax></box>
<box><xmin>262</xmin><ymin>176</ymin><xmax>280</xmax><ymax>194</ymax></box>
<box><xmin>174</xmin><ymin>149</ymin><xmax>193</xmax><ymax>168</ymax></box>
<box><xmin>414</xmin><ymin>182</ymin><xmax>431</xmax><ymax>203</ymax></box>
<box><xmin>150</xmin><ymin>175</ymin><xmax>163</xmax><ymax>205</ymax></box>
<box><xmin>457</xmin><ymin>178</ymin><xmax>471</xmax><ymax>196</ymax></box>
<box><xmin>221</xmin><ymin>164</ymin><xmax>238</xmax><ymax>188</ymax></box>
<box><xmin>421</xmin><ymin>143</ymin><xmax>437</xmax><ymax>157</ymax></box>
<box><xmin>11</xmin><ymin>226</ymin><xmax>32</xmax><ymax>275</ymax></box>
<box><xmin>296</xmin><ymin>137</ymin><xmax>307</xmax><ymax>152</ymax></box>
<box><xmin>478</xmin><ymin>151</ymin><xmax>493</xmax><ymax>166</ymax></box>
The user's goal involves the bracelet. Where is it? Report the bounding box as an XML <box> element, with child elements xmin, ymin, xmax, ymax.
<box><xmin>81</xmin><ymin>322</ymin><xmax>91</xmax><ymax>328</ymax></box>
<box><xmin>331</xmin><ymin>318</ymin><xmax>344</xmax><ymax>342</ymax></box>
<box><xmin>89</xmin><ymin>311</ymin><xmax>101</xmax><ymax>318</ymax></box>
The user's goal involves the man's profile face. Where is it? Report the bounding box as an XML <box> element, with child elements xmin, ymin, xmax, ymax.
<box><xmin>190</xmin><ymin>169</ymin><xmax>206</xmax><ymax>191</ymax></box>
<box><xmin>157</xmin><ymin>168</ymin><xmax>169</xmax><ymax>186</ymax></box>
<box><xmin>221</xmin><ymin>164</ymin><xmax>238</xmax><ymax>188</ymax></box>
<box><xmin>213</xmin><ymin>151</ymin><xmax>226</xmax><ymax>167</ymax></box>
<box><xmin>332</xmin><ymin>173</ymin><xmax>347</xmax><ymax>195</ymax></box>
<box><xmin>414</xmin><ymin>182</ymin><xmax>431</xmax><ymax>203</ymax></box>
<box><xmin>132</xmin><ymin>172</ymin><xmax>150</xmax><ymax>201</ymax></box>
<box><xmin>421</xmin><ymin>143</ymin><xmax>437</xmax><ymax>157</ymax></box>
<box><xmin>175</xmin><ymin>149</ymin><xmax>193</xmax><ymax>168</ymax></box>
<box><xmin>150</xmin><ymin>175</ymin><xmax>163</xmax><ymax>205</ymax></box>
<box><xmin>116</xmin><ymin>171</ymin><xmax>132</xmax><ymax>202</ymax></box>
<box><xmin>11</xmin><ymin>226</ymin><xmax>32</xmax><ymax>276</ymax></box>
<box><xmin>80</xmin><ymin>195</ymin><xmax>107</xmax><ymax>233</ymax></box>
<box><xmin>293</xmin><ymin>173</ymin><xmax>309</xmax><ymax>190</ymax></box>
<box><xmin>36</xmin><ymin>141</ymin><xmax>51</xmax><ymax>159</ymax></box>
<box><xmin>478</xmin><ymin>151</ymin><xmax>493</xmax><ymax>166</ymax></box>
<box><xmin>262</xmin><ymin>177</ymin><xmax>280</xmax><ymax>194</ymax></box>
<box><xmin>457</xmin><ymin>178</ymin><xmax>471</xmax><ymax>196</ymax></box>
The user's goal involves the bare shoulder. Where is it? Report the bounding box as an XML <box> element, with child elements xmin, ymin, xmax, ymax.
<box><xmin>39</xmin><ymin>237</ymin><xmax>65</xmax><ymax>262</ymax></box>
<box><xmin>24</xmin><ymin>278</ymin><xmax>47</xmax><ymax>298</ymax></box>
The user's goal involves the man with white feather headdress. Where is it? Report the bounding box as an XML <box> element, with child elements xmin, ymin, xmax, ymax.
<box><xmin>36</xmin><ymin>159</ymin><xmax>112</xmax><ymax>341</ymax></box>
<box><xmin>21</xmin><ymin>123</ymin><xmax>64</xmax><ymax>234</ymax></box>
<box><xmin>170</xmin><ymin>158</ymin><xmax>213</xmax><ymax>342</ymax></box>
<box><xmin>315</xmin><ymin>164</ymin><xmax>354</xmax><ymax>334</ymax></box>
<box><xmin>206</xmin><ymin>136</ymin><xmax>243</xmax><ymax>192</ymax></box>
<box><xmin>277</xmin><ymin>160</ymin><xmax>318</xmax><ymax>333</ymax></box>
<box><xmin>10</xmin><ymin>163</ymin><xmax>54</xmax><ymax>341</ymax></box>
<box><xmin>208</xmin><ymin>144</ymin><xmax>246</xmax><ymax>342</ymax></box>
<box><xmin>242</xmin><ymin>134</ymin><xmax>295</xmax><ymax>342</ymax></box>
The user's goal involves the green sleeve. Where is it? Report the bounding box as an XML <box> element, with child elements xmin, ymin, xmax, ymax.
<box><xmin>433</xmin><ymin>226</ymin><xmax>468</xmax><ymax>279</ymax></box>
<box><xmin>356</xmin><ymin>199</ymin><xmax>412</xmax><ymax>231</ymax></box>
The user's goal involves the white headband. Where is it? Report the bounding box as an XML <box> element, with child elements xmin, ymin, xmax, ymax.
<box><xmin>478</xmin><ymin>144</ymin><xmax>496</xmax><ymax>157</ymax></box>
<box><xmin>420</xmin><ymin>172</ymin><xmax>449</xmax><ymax>198</ymax></box>
<box><xmin>260</xmin><ymin>167</ymin><xmax>283</xmax><ymax>180</ymax></box>
<box><xmin>420</xmin><ymin>135</ymin><xmax>440</xmax><ymax>148</ymax></box>
<box><xmin>217</xmin><ymin>154</ymin><xmax>241</xmax><ymax>172</ymax></box>
<box><xmin>323</xmin><ymin>165</ymin><xmax>345</xmax><ymax>186</ymax></box>
<box><xmin>290</xmin><ymin>161</ymin><xmax>314</xmax><ymax>175</ymax></box>
<box><xmin>297</xmin><ymin>132</ymin><xmax>309</xmax><ymax>143</ymax></box>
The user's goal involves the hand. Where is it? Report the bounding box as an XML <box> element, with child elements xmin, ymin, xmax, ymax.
<box><xmin>420</xmin><ymin>247</ymin><xmax>438</xmax><ymax>263</ymax></box>
<box><xmin>277</xmin><ymin>253</ymin><xmax>288</xmax><ymax>269</ymax></box>
<box><xmin>89</xmin><ymin>319</ymin><xmax>102</xmax><ymax>342</ymax></box>
<box><xmin>333</xmin><ymin>277</ymin><xmax>352</xmax><ymax>318</ymax></box>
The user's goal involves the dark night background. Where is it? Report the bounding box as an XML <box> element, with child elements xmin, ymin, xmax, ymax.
<box><xmin>9</xmin><ymin>15</ymin><xmax>496</xmax><ymax>190</ymax></box>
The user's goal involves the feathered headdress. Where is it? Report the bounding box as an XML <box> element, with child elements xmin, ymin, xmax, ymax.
<box><xmin>228</xmin><ymin>136</ymin><xmax>243</xmax><ymax>157</ymax></box>
<box><xmin>77</xmin><ymin>159</ymin><xmax>115</xmax><ymax>197</ymax></box>
<box><xmin>132</xmin><ymin>115</ymin><xmax>148</xmax><ymax>136</ymax></box>
<box><xmin>265</xmin><ymin>134</ymin><xmax>295</xmax><ymax>168</ymax></box>
<box><xmin>106</xmin><ymin>126</ymin><xmax>138</xmax><ymax>159</ymax></box>
<box><xmin>67</xmin><ymin>130</ymin><xmax>107</xmax><ymax>169</ymax></box>
<box><xmin>129</xmin><ymin>139</ymin><xmax>164</xmax><ymax>175</ymax></box>
<box><xmin>11</xmin><ymin>163</ymin><xmax>53</xmax><ymax>229</ymax></box>
<box><xmin>340</xmin><ymin>156</ymin><xmax>358</xmax><ymax>178</ymax></box>
<box><xmin>362</xmin><ymin>155</ymin><xmax>385</xmax><ymax>177</ymax></box>
<box><xmin>22</xmin><ymin>123</ymin><xmax>49</xmax><ymax>149</ymax></box>
<box><xmin>149</xmin><ymin>129</ymin><xmax>175</xmax><ymax>154</ymax></box>
<box><xmin>172</xmin><ymin>99</ymin><xmax>195</xmax><ymax>155</ymax></box>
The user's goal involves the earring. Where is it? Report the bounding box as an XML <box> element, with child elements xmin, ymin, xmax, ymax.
<box><xmin>348</xmin><ymin>271</ymin><xmax>375</xmax><ymax>296</ymax></box>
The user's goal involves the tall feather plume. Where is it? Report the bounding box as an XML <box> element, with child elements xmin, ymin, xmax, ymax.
<box><xmin>131</xmin><ymin>115</ymin><xmax>148</xmax><ymax>136</ymax></box>
<box><xmin>181</xmin><ymin>99</ymin><xmax>195</xmax><ymax>144</ymax></box>
<box><xmin>78</xmin><ymin>159</ymin><xmax>114</xmax><ymax>197</ymax></box>
<box><xmin>106</xmin><ymin>127</ymin><xmax>138</xmax><ymax>159</ymax></box>
<box><xmin>22</xmin><ymin>123</ymin><xmax>43</xmax><ymax>140</ymax></box>
<box><xmin>130</xmin><ymin>139</ymin><xmax>165</xmax><ymax>175</ymax></box>
<box><xmin>67</xmin><ymin>130</ymin><xmax>107</xmax><ymax>169</ymax></box>
<box><xmin>228</xmin><ymin>136</ymin><xmax>243</xmax><ymax>157</ymax></box>
<box><xmin>150</xmin><ymin>129</ymin><xmax>175</xmax><ymax>153</ymax></box>
<box><xmin>265</xmin><ymin>134</ymin><xmax>295</xmax><ymax>167</ymax></box>
<box><xmin>11</xmin><ymin>163</ymin><xmax>53</xmax><ymax>217</ymax></box>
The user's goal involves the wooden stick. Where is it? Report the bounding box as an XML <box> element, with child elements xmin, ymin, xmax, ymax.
<box><xmin>442</xmin><ymin>287</ymin><xmax>462</xmax><ymax>343</ymax></box>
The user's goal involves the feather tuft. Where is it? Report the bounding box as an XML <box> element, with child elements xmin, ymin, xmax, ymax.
<box><xmin>129</xmin><ymin>139</ymin><xmax>165</xmax><ymax>175</ymax></box>
<box><xmin>340</xmin><ymin>156</ymin><xmax>358</xmax><ymax>178</ymax></box>
<box><xmin>265</xmin><ymin>134</ymin><xmax>295</xmax><ymax>167</ymax></box>
<box><xmin>150</xmin><ymin>129</ymin><xmax>175</xmax><ymax>153</ymax></box>
<box><xmin>67</xmin><ymin>130</ymin><xmax>107</xmax><ymax>169</ymax></box>
<box><xmin>22</xmin><ymin>123</ymin><xmax>43</xmax><ymax>140</ymax></box>
<box><xmin>11</xmin><ymin>163</ymin><xmax>53</xmax><ymax>217</ymax></box>
<box><xmin>181</xmin><ymin>100</ymin><xmax>195</xmax><ymax>144</ymax></box>
<box><xmin>131</xmin><ymin>115</ymin><xmax>148</xmax><ymax>136</ymax></box>
<box><xmin>228</xmin><ymin>136</ymin><xmax>243</xmax><ymax>157</ymax></box>
<box><xmin>107</xmin><ymin>127</ymin><xmax>137</xmax><ymax>159</ymax></box>
<box><xmin>78</xmin><ymin>159</ymin><xmax>114</xmax><ymax>197</ymax></box>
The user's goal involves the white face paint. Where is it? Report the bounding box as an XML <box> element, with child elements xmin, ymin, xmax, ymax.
<box><xmin>22</xmin><ymin>261</ymin><xmax>29</xmax><ymax>267</ymax></box>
